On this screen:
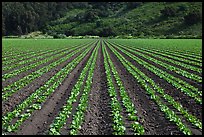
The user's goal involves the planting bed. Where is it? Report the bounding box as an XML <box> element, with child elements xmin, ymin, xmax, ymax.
<box><xmin>2</xmin><ymin>38</ymin><xmax>202</xmax><ymax>135</ymax></box>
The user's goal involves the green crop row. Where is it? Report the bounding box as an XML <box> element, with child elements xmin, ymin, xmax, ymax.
<box><xmin>102</xmin><ymin>43</ymin><xmax>126</xmax><ymax>135</ymax></box>
<box><xmin>111</xmin><ymin>42</ymin><xmax>202</xmax><ymax>83</ymax></box>
<box><xmin>2</xmin><ymin>46</ymin><xmax>79</xmax><ymax>81</ymax></box>
<box><xmin>153</xmin><ymin>48</ymin><xmax>202</xmax><ymax>63</ymax></box>
<box><xmin>2</xmin><ymin>43</ymin><xmax>94</xmax><ymax>134</ymax></box>
<box><xmin>3</xmin><ymin>50</ymin><xmax>39</xmax><ymax>62</ymax></box>
<box><xmin>106</xmin><ymin>41</ymin><xmax>202</xmax><ymax>130</ymax></box>
<box><xmin>3</xmin><ymin>49</ymin><xmax>58</xmax><ymax>68</ymax></box>
<box><xmin>69</xmin><ymin>44</ymin><xmax>99</xmax><ymax>135</ymax></box>
<box><xmin>3</xmin><ymin>40</ymin><xmax>94</xmax><ymax>67</ymax></box>
<box><xmin>137</xmin><ymin>47</ymin><xmax>202</xmax><ymax>65</ymax></box>
<box><xmin>134</xmin><ymin>48</ymin><xmax>201</xmax><ymax>74</ymax></box>
<box><xmin>138</xmin><ymin>47</ymin><xmax>202</xmax><ymax>70</ymax></box>
<box><xmin>109</xmin><ymin>42</ymin><xmax>202</xmax><ymax>103</ymax></box>
<box><xmin>2</xmin><ymin>39</ymin><xmax>94</xmax><ymax>57</ymax></box>
<box><xmin>103</xmin><ymin>42</ymin><xmax>144</xmax><ymax>135</ymax></box>
<box><xmin>49</xmin><ymin>42</ymin><xmax>99</xmax><ymax>135</ymax></box>
<box><xmin>2</xmin><ymin>40</ymin><xmax>95</xmax><ymax>81</ymax></box>
<box><xmin>3</xmin><ymin>46</ymin><xmax>78</xmax><ymax>71</ymax></box>
<box><xmin>106</xmin><ymin>42</ymin><xmax>193</xmax><ymax>135</ymax></box>
<box><xmin>109</xmin><ymin>39</ymin><xmax>202</xmax><ymax>61</ymax></box>
<box><xmin>2</xmin><ymin>43</ymin><xmax>93</xmax><ymax>101</ymax></box>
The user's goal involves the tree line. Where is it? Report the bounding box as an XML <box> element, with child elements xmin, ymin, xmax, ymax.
<box><xmin>2</xmin><ymin>2</ymin><xmax>142</xmax><ymax>36</ymax></box>
<box><xmin>2</xmin><ymin>2</ymin><xmax>92</xmax><ymax>36</ymax></box>
<box><xmin>2</xmin><ymin>2</ymin><xmax>202</xmax><ymax>37</ymax></box>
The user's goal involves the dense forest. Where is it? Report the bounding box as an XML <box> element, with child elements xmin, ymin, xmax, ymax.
<box><xmin>2</xmin><ymin>2</ymin><xmax>202</xmax><ymax>38</ymax></box>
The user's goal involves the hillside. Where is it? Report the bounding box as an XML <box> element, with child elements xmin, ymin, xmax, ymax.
<box><xmin>2</xmin><ymin>2</ymin><xmax>202</xmax><ymax>38</ymax></box>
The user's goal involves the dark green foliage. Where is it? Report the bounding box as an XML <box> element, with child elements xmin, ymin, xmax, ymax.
<box><xmin>99</xmin><ymin>27</ymin><xmax>117</xmax><ymax>37</ymax></box>
<box><xmin>17</xmin><ymin>26</ymin><xmax>23</xmax><ymax>36</ymax></box>
<box><xmin>178</xmin><ymin>4</ymin><xmax>188</xmax><ymax>11</ymax></box>
<box><xmin>160</xmin><ymin>6</ymin><xmax>177</xmax><ymax>17</ymax></box>
<box><xmin>2</xmin><ymin>14</ymin><xmax>6</xmax><ymax>36</ymax></box>
<box><xmin>2</xmin><ymin>2</ymin><xmax>202</xmax><ymax>38</ymax></box>
<box><xmin>74</xmin><ymin>9</ymin><xmax>99</xmax><ymax>23</ymax></box>
<box><xmin>126</xmin><ymin>2</ymin><xmax>143</xmax><ymax>9</ymax></box>
<box><xmin>184</xmin><ymin>10</ymin><xmax>202</xmax><ymax>25</ymax></box>
<box><xmin>2</xmin><ymin>2</ymin><xmax>69</xmax><ymax>36</ymax></box>
<box><xmin>53</xmin><ymin>34</ymin><xmax>67</xmax><ymax>39</ymax></box>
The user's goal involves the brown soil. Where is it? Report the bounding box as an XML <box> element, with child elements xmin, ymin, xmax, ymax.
<box><xmin>2</xmin><ymin>39</ymin><xmax>202</xmax><ymax>135</ymax></box>
<box><xmin>59</xmin><ymin>43</ymin><xmax>97</xmax><ymax>135</ymax></box>
<box><xmin>2</xmin><ymin>41</ymin><xmax>93</xmax><ymax>74</ymax></box>
<box><xmin>111</xmin><ymin>42</ymin><xmax>202</xmax><ymax>91</ymax></box>
<box><xmin>2</xmin><ymin>46</ymin><xmax>82</xmax><ymax>86</ymax></box>
<box><xmin>135</xmin><ymin>48</ymin><xmax>202</xmax><ymax>77</ymax></box>
<box><xmin>2</xmin><ymin>44</ymin><xmax>91</xmax><ymax>116</ymax></box>
<box><xmin>109</xmin><ymin>43</ymin><xmax>202</xmax><ymax>122</ymax></box>
<box><xmin>106</xmin><ymin>41</ymin><xmax>202</xmax><ymax>135</ymax></box>
<box><xmin>105</xmin><ymin>42</ymin><xmax>184</xmax><ymax>135</ymax></box>
<box><xmin>78</xmin><ymin>41</ymin><xmax>113</xmax><ymax>135</ymax></box>
<box><xmin>2</xmin><ymin>47</ymin><xmax>74</xmax><ymax>74</ymax></box>
<box><xmin>10</xmin><ymin>43</ymin><xmax>96</xmax><ymax>135</ymax></box>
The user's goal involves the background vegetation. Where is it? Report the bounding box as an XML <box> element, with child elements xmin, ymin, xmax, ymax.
<box><xmin>2</xmin><ymin>2</ymin><xmax>202</xmax><ymax>38</ymax></box>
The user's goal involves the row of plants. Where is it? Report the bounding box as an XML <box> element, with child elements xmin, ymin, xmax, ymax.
<box><xmin>2</xmin><ymin>45</ymin><xmax>80</xmax><ymax>71</ymax></box>
<box><xmin>2</xmin><ymin>49</ymin><xmax>38</xmax><ymax>62</ymax></box>
<box><xmin>102</xmin><ymin>43</ymin><xmax>126</xmax><ymax>135</ymax></box>
<box><xmin>3</xmin><ymin>48</ymin><xmax>58</xmax><ymax>67</ymax></box>
<box><xmin>106</xmin><ymin>42</ymin><xmax>202</xmax><ymax>130</ymax></box>
<box><xmin>110</xmin><ymin>39</ymin><xmax>202</xmax><ymax>62</ymax></box>
<box><xmin>133</xmin><ymin>47</ymin><xmax>201</xmax><ymax>74</ymax></box>
<box><xmin>3</xmin><ymin>40</ymin><xmax>95</xmax><ymax>66</ymax></box>
<box><xmin>2</xmin><ymin>44</ymin><xmax>95</xmax><ymax>134</ymax></box>
<box><xmin>109</xmin><ymin>42</ymin><xmax>202</xmax><ymax>101</ymax></box>
<box><xmin>69</xmin><ymin>44</ymin><xmax>99</xmax><ymax>135</ymax></box>
<box><xmin>109</xmin><ymin>39</ymin><xmax>202</xmax><ymax>60</ymax></box>
<box><xmin>139</xmin><ymin>47</ymin><xmax>202</xmax><ymax>67</ymax></box>
<box><xmin>154</xmin><ymin>48</ymin><xmax>202</xmax><ymax>62</ymax></box>
<box><xmin>112</xmin><ymin>42</ymin><xmax>201</xmax><ymax>83</ymax></box>
<box><xmin>2</xmin><ymin>42</ymin><xmax>90</xmax><ymax>81</ymax></box>
<box><xmin>106</xmin><ymin>42</ymin><xmax>193</xmax><ymax>135</ymax></box>
<box><xmin>2</xmin><ymin>50</ymin><xmax>18</xmax><ymax>57</ymax></box>
<box><xmin>2</xmin><ymin>42</ymin><xmax>94</xmax><ymax>101</ymax></box>
<box><xmin>2</xmin><ymin>44</ymin><xmax>39</xmax><ymax>57</ymax></box>
<box><xmin>48</xmin><ymin>43</ymin><xmax>99</xmax><ymax>135</ymax></box>
<box><xmin>103</xmin><ymin>42</ymin><xmax>144</xmax><ymax>135</ymax></box>
<box><xmin>2</xmin><ymin>39</ymin><xmax>92</xmax><ymax>58</ymax></box>
<box><xmin>141</xmin><ymin>47</ymin><xmax>202</xmax><ymax>65</ymax></box>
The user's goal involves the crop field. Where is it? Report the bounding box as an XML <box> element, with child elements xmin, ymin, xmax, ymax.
<box><xmin>2</xmin><ymin>38</ymin><xmax>202</xmax><ymax>135</ymax></box>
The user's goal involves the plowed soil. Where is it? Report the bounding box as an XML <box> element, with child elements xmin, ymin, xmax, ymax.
<box><xmin>2</xmin><ymin>40</ymin><xmax>202</xmax><ymax>135</ymax></box>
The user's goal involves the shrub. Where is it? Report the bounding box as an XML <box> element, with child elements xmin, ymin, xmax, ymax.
<box><xmin>53</xmin><ymin>34</ymin><xmax>66</xmax><ymax>39</ymax></box>
<box><xmin>161</xmin><ymin>6</ymin><xmax>177</xmax><ymax>17</ymax></box>
<box><xmin>126</xmin><ymin>2</ymin><xmax>143</xmax><ymax>9</ymax></box>
<box><xmin>184</xmin><ymin>10</ymin><xmax>202</xmax><ymax>25</ymax></box>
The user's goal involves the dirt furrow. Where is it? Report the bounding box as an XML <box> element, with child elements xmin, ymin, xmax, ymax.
<box><xmin>110</xmin><ymin>43</ymin><xmax>202</xmax><ymax>121</ymax></box>
<box><xmin>59</xmin><ymin>45</ymin><xmax>97</xmax><ymax>135</ymax></box>
<box><xmin>2</xmin><ymin>47</ymin><xmax>74</xmax><ymax>74</ymax></box>
<box><xmin>2</xmin><ymin>47</ymin><xmax>86</xmax><ymax>116</ymax></box>
<box><xmin>105</xmin><ymin>44</ymin><xmax>134</xmax><ymax>135</ymax></box>
<box><xmin>2</xmin><ymin>46</ymin><xmax>83</xmax><ymax>87</ymax></box>
<box><xmin>134</xmin><ymin>48</ymin><xmax>202</xmax><ymax>77</ymax></box>
<box><xmin>13</xmin><ymin>44</ymin><xmax>95</xmax><ymax>135</ymax></box>
<box><xmin>139</xmin><ymin>48</ymin><xmax>202</xmax><ymax>68</ymax></box>
<box><xmin>78</xmin><ymin>42</ymin><xmax>113</xmax><ymax>135</ymax></box>
<box><xmin>111</xmin><ymin>43</ymin><xmax>202</xmax><ymax>91</ymax></box>
<box><xmin>110</xmin><ymin>66</ymin><xmax>134</xmax><ymax>135</ymax></box>
<box><xmin>105</xmin><ymin>43</ymin><xmax>183</xmax><ymax>135</ymax></box>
